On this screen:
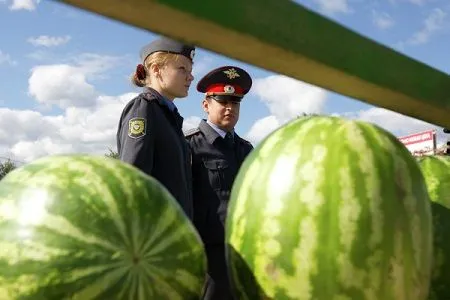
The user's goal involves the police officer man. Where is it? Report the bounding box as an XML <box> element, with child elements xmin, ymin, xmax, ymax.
<box><xmin>117</xmin><ymin>37</ymin><xmax>196</xmax><ymax>220</ymax></box>
<box><xmin>185</xmin><ymin>66</ymin><xmax>254</xmax><ymax>299</ymax></box>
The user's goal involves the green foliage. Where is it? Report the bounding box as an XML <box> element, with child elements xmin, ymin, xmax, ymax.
<box><xmin>0</xmin><ymin>159</ymin><xmax>16</xmax><ymax>180</ymax></box>
<box><xmin>105</xmin><ymin>148</ymin><xmax>119</xmax><ymax>159</ymax></box>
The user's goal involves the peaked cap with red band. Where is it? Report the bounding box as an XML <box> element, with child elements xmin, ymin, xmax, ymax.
<box><xmin>197</xmin><ymin>66</ymin><xmax>252</xmax><ymax>101</ymax></box>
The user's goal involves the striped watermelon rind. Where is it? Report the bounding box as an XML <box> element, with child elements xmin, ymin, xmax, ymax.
<box><xmin>417</xmin><ymin>155</ymin><xmax>450</xmax><ymax>207</ymax></box>
<box><xmin>0</xmin><ymin>154</ymin><xmax>206</xmax><ymax>300</ymax></box>
<box><xmin>225</xmin><ymin>116</ymin><xmax>433</xmax><ymax>300</ymax></box>
<box><xmin>417</xmin><ymin>155</ymin><xmax>450</xmax><ymax>300</ymax></box>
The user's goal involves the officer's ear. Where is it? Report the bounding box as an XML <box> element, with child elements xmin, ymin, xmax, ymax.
<box><xmin>149</xmin><ymin>63</ymin><xmax>163</xmax><ymax>79</ymax></box>
<box><xmin>202</xmin><ymin>98</ymin><xmax>210</xmax><ymax>113</ymax></box>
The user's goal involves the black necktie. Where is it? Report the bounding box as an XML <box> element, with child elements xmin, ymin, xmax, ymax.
<box><xmin>224</xmin><ymin>132</ymin><xmax>234</xmax><ymax>148</ymax></box>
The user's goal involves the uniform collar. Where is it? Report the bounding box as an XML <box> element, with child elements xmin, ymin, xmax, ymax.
<box><xmin>200</xmin><ymin>119</ymin><xmax>235</xmax><ymax>144</ymax></box>
<box><xmin>142</xmin><ymin>87</ymin><xmax>177</xmax><ymax>112</ymax></box>
<box><xmin>199</xmin><ymin>120</ymin><xmax>221</xmax><ymax>144</ymax></box>
<box><xmin>163</xmin><ymin>97</ymin><xmax>176</xmax><ymax>112</ymax></box>
<box><xmin>206</xmin><ymin>120</ymin><xmax>228</xmax><ymax>138</ymax></box>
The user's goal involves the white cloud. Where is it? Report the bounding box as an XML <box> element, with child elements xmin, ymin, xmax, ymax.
<box><xmin>252</xmin><ymin>75</ymin><xmax>327</xmax><ymax>121</ymax></box>
<box><xmin>27</xmin><ymin>35</ymin><xmax>71</xmax><ymax>47</ymax></box>
<box><xmin>389</xmin><ymin>0</ymin><xmax>431</xmax><ymax>5</ymax></box>
<box><xmin>0</xmin><ymin>50</ymin><xmax>17</xmax><ymax>66</ymax></box>
<box><xmin>9</xmin><ymin>0</ymin><xmax>39</xmax><ymax>11</ymax></box>
<box><xmin>243</xmin><ymin>74</ymin><xmax>447</xmax><ymax>148</ymax></box>
<box><xmin>73</xmin><ymin>53</ymin><xmax>121</xmax><ymax>73</ymax></box>
<box><xmin>245</xmin><ymin>75</ymin><xmax>327</xmax><ymax>144</ymax></box>
<box><xmin>246</xmin><ymin>116</ymin><xmax>281</xmax><ymax>145</ymax></box>
<box><xmin>405</xmin><ymin>0</ymin><xmax>429</xmax><ymax>5</ymax></box>
<box><xmin>312</xmin><ymin>0</ymin><xmax>351</xmax><ymax>14</ymax></box>
<box><xmin>0</xmin><ymin>92</ymin><xmax>137</xmax><ymax>163</ymax></box>
<box><xmin>408</xmin><ymin>8</ymin><xmax>447</xmax><ymax>45</ymax></box>
<box><xmin>345</xmin><ymin>107</ymin><xmax>445</xmax><ymax>135</ymax></box>
<box><xmin>244</xmin><ymin>106</ymin><xmax>447</xmax><ymax>150</ymax></box>
<box><xmin>28</xmin><ymin>54</ymin><xmax>126</xmax><ymax>109</ymax></box>
<box><xmin>372</xmin><ymin>11</ymin><xmax>395</xmax><ymax>29</ymax></box>
<box><xmin>0</xmin><ymin>51</ymin><xmax>137</xmax><ymax>162</ymax></box>
<box><xmin>182</xmin><ymin>116</ymin><xmax>202</xmax><ymax>132</ymax></box>
<box><xmin>28</xmin><ymin>64</ymin><xmax>98</xmax><ymax>109</ymax></box>
<box><xmin>340</xmin><ymin>107</ymin><xmax>448</xmax><ymax>149</ymax></box>
<box><xmin>10</xmin><ymin>138</ymin><xmax>75</xmax><ymax>163</ymax></box>
<box><xmin>409</xmin><ymin>0</ymin><xmax>425</xmax><ymax>4</ymax></box>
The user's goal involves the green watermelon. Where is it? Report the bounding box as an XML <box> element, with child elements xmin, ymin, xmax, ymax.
<box><xmin>225</xmin><ymin>116</ymin><xmax>433</xmax><ymax>300</ymax></box>
<box><xmin>417</xmin><ymin>155</ymin><xmax>450</xmax><ymax>300</ymax></box>
<box><xmin>418</xmin><ymin>155</ymin><xmax>450</xmax><ymax>207</ymax></box>
<box><xmin>0</xmin><ymin>154</ymin><xmax>207</xmax><ymax>299</ymax></box>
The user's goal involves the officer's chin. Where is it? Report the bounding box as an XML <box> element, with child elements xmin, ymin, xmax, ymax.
<box><xmin>222</xmin><ymin>118</ymin><xmax>237</xmax><ymax>128</ymax></box>
<box><xmin>177</xmin><ymin>90</ymin><xmax>189</xmax><ymax>98</ymax></box>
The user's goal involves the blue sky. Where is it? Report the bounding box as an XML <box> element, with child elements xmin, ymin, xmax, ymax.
<box><xmin>0</xmin><ymin>0</ymin><xmax>449</xmax><ymax>163</ymax></box>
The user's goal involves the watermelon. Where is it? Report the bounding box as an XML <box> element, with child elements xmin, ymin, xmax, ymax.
<box><xmin>418</xmin><ymin>155</ymin><xmax>450</xmax><ymax>207</ymax></box>
<box><xmin>0</xmin><ymin>154</ymin><xmax>207</xmax><ymax>300</ymax></box>
<box><xmin>417</xmin><ymin>155</ymin><xmax>450</xmax><ymax>300</ymax></box>
<box><xmin>225</xmin><ymin>116</ymin><xmax>433</xmax><ymax>300</ymax></box>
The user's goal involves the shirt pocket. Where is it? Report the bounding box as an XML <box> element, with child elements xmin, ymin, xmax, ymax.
<box><xmin>202</xmin><ymin>159</ymin><xmax>229</xmax><ymax>192</ymax></box>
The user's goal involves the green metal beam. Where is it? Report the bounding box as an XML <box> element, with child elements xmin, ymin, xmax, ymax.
<box><xmin>57</xmin><ymin>0</ymin><xmax>450</xmax><ymax>128</ymax></box>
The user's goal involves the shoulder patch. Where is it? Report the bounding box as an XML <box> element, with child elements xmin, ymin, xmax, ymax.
<box><xmin>184</xmin><ymin>127</ymin><xmax>200</xmax><ymax>138</ymax></box>
<box><xmin>128</xmin><ymin>117</ymin><xmax>146</xmax><ymax>138</ymax></box>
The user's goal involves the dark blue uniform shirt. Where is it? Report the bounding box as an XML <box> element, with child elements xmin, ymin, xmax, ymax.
<box><xmin>185</xmin><ymin>119</ymin><xmax>253</xmax><ymax>244</ymax></box>
<box><xmin>116</xmin><ymin>87</ymin><xmax>193</xmax><ymax>220</ymax></box>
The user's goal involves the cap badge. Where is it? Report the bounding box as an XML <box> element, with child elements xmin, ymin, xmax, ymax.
<box><xmin>224</xmin><ymin>85</ymin><xmax>235</xmax><ymax>94</ymax></box>
<box><xmin>223</xmin><ymin>68</ymin><xmax>240</xmax><ymax>79</ymax></box>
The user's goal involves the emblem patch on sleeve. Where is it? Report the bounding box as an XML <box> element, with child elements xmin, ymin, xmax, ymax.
<box><xmin>128</xmin><ymin>117</ymin><xmax>146</xmax><ymax>138</ymax></box>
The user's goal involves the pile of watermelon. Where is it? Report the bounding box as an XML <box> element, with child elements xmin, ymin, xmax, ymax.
<box><xmin>0</xmin><ymin>115</ymin><xmax>448</xmax><ymax>300</ymax></box>
<box><xmin>416</xmin><ymin>156</ymin><xmax>450</xmax><ymax>300</ymax></box>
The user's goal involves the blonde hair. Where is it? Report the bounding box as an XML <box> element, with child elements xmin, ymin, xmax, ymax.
<box><xmin>131</xmin><ymin>52</ymin><xmax>181</xmax><ymax>88</ymax></box>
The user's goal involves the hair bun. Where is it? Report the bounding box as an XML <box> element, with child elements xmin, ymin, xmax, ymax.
<box><xmin>136</xmin><ymin>64</ymin><xmax>146</xmax><ymax>80</ymax></box>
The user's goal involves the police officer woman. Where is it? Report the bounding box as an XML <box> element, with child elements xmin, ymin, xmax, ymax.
<box><xmin>185</xmin><ymin>66</ymin><xmax>254</xmax><ymax>299</ymax></box>
<box><xmin>116</xmin><ymin>37</ymin><xmax>196</xmax><ymax>220</ymax></box>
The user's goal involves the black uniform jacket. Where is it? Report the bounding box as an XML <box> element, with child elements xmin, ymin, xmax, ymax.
<box><xmin>116</xmin><ymin>87</ymin><xmax>193</xmax><ymax>220</ymax></box>
<box><xmin>185</xmin><ymin>120</ymin><xmax>253</xmax><ymax>245</ymax></box>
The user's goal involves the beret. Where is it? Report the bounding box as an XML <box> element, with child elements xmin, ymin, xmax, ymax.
<box><xmin>139</xmin><ymin>37</ymin><xmax>195</xmax><ymax>63</ymax></box>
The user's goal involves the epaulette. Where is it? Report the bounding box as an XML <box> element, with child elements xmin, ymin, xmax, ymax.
<box><xmin>140</xmin><ymin>91</ymin><xmax>157</xmax><ymax>102</ymax></box>
<box><xmin>236</xmin><ymin>134</ymin><xmax>254</xmax><ymax>148</ymax></box>
<box><xmin>244</xmin><ymin>139</ymin><xmax>253</xmax><ymax>145</ymax></box>
<box><xmin>241</xmin><ymin>139</ymin><xmax>254</xmax><ymax>148</ymax></box>
<box><xmin>183</xmin><ymin>127</ymin><xmax>200</xmax><ymax>138</ymax></box>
